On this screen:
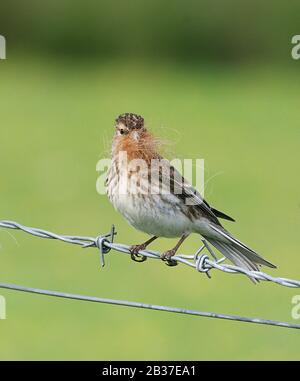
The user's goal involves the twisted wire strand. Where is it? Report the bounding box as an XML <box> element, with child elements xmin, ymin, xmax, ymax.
<box><xmin>1</xmin><ymin>220</ymin><xmax>300</xmax><ymax>330</ymax></box>
<box><xmin>1</xmin><ymin>220</ymin><xmax>300</xmax><ymax>287</ymax></box>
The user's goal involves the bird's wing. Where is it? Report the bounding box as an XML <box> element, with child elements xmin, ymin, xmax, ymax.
<box><xmin>210</xmin><ymin>207</ymin><xmax>235</xmax><ymax>222</ymax></box>
<box><xmin>155</xmin><ymin>158</ymin><xmax>234</xmax><ymax>224</ymax></box>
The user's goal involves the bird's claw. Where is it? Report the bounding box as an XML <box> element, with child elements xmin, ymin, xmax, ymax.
<box><xmin>129</xmin><ymin>245</ymin><xmax>147</xmax><ymax>263</ymax></box>
<box><xmin>161</xmin><ymin>250</ymin><xmax>178</xmax><ymax>267</ymax></box>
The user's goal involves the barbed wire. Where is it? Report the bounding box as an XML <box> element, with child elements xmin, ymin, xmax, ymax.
<box><xmin>1</xmin><ymin>220</ymin><xmax>300</xmax><ymax>330</ymax></box>
<box><xmin>1</xmin><ymin>220</ymin><xmax>300</xmax><ymax>287</ymax></box>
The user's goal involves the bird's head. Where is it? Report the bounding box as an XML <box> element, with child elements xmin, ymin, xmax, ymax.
<box><xmin>112</xmin><ymin>113</ymin><xmax>163</xmax><ymax>161</ymax></box>
<box><xmin>114</xmin><ymin>112</ymin><xmax>145</xmax><ymax>139</ymax></box>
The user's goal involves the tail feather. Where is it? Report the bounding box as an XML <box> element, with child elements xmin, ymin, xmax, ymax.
<box><xmin>218</xmin><ymin>241</ymin><xmax>259</xmax><ymax>271</ymax></box>
<box><xmin>208</xmin><ymin>224</ymin><xmax>276</xmax><ymax>269</ymax></box>
<box><xmin>205</xmin><ymin>239</ymin><xmax>260</xmax><ymax>284</ymax></box>
<box><xmin>202</xmin><ymin>223</ymin><xmax>276</xmax><ymax>284</ymax></box>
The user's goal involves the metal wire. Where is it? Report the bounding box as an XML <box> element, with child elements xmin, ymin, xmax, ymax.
<box><xmin>1</xmin><ymin>220</ymin><xmax>300</xmax><ymax>287</ymax></box>
<box><xmin>1</xmin><ymin>282</ymin><xmax>300</xmax><ymax>330</ymax></box>
<box><xmin>1</xmin><ymin>220</ymin><xmax>300</xmax><ymax>330</ymax></box>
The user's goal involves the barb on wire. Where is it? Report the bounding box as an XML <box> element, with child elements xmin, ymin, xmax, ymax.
<box><xmin>1</xmin><ymin>219</ymin><xmax>300</xmax><ymax>330</ymax></box>
<box><xmin>0</xmin><ymin>220</ymin><xmax>299</xmax><ymax>287</ymax></box>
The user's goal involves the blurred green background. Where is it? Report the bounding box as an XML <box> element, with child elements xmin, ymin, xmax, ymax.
<box><xmin>0</xmin><ymin>0</ymin><xmax>300</xmax><ymax>360</ymax></box>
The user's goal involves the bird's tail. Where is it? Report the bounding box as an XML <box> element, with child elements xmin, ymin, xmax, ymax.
<box><xmin>202</xmin><ymin>223</ymin><xmax>276</xmax><ymax>283</ymax></box>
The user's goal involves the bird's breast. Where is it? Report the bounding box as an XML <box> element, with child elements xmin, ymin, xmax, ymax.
<box><xmin>106</xmin><ymin>159</ymin><xmax>193</xmax><ymax>237</ymax></box>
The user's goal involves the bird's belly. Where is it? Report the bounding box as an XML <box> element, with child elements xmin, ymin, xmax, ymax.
<box><xmin>106</xmin><ymin>163</ymin><xmax>193</xmax><ymax>237</ymax></box>
<box><xmin>113</xmin><ymin>193</ymin><xmax>192</xmax><ymax>238</ymax></box>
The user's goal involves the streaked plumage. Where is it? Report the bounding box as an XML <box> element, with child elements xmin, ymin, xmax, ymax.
<box><xmin>106</xmin><ymin>113</ymin><xmax>276</xmax><ymax>281</ymax></box>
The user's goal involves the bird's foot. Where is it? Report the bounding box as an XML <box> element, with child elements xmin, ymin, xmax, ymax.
<box><xmin>129</xmin><ymin>244</ymin><xmax>147</xmax><ymax>262</ymax></box>
<box><xmin>161</xmin><ymin>249</ymin><xmax>178</xmax><ymax>267</ymax></box>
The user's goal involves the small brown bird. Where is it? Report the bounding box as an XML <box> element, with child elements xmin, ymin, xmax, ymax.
<box><xmin>106</xmin><ymin>113</ymin><xmax>275</xmax><ymax>278</ymax></box>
